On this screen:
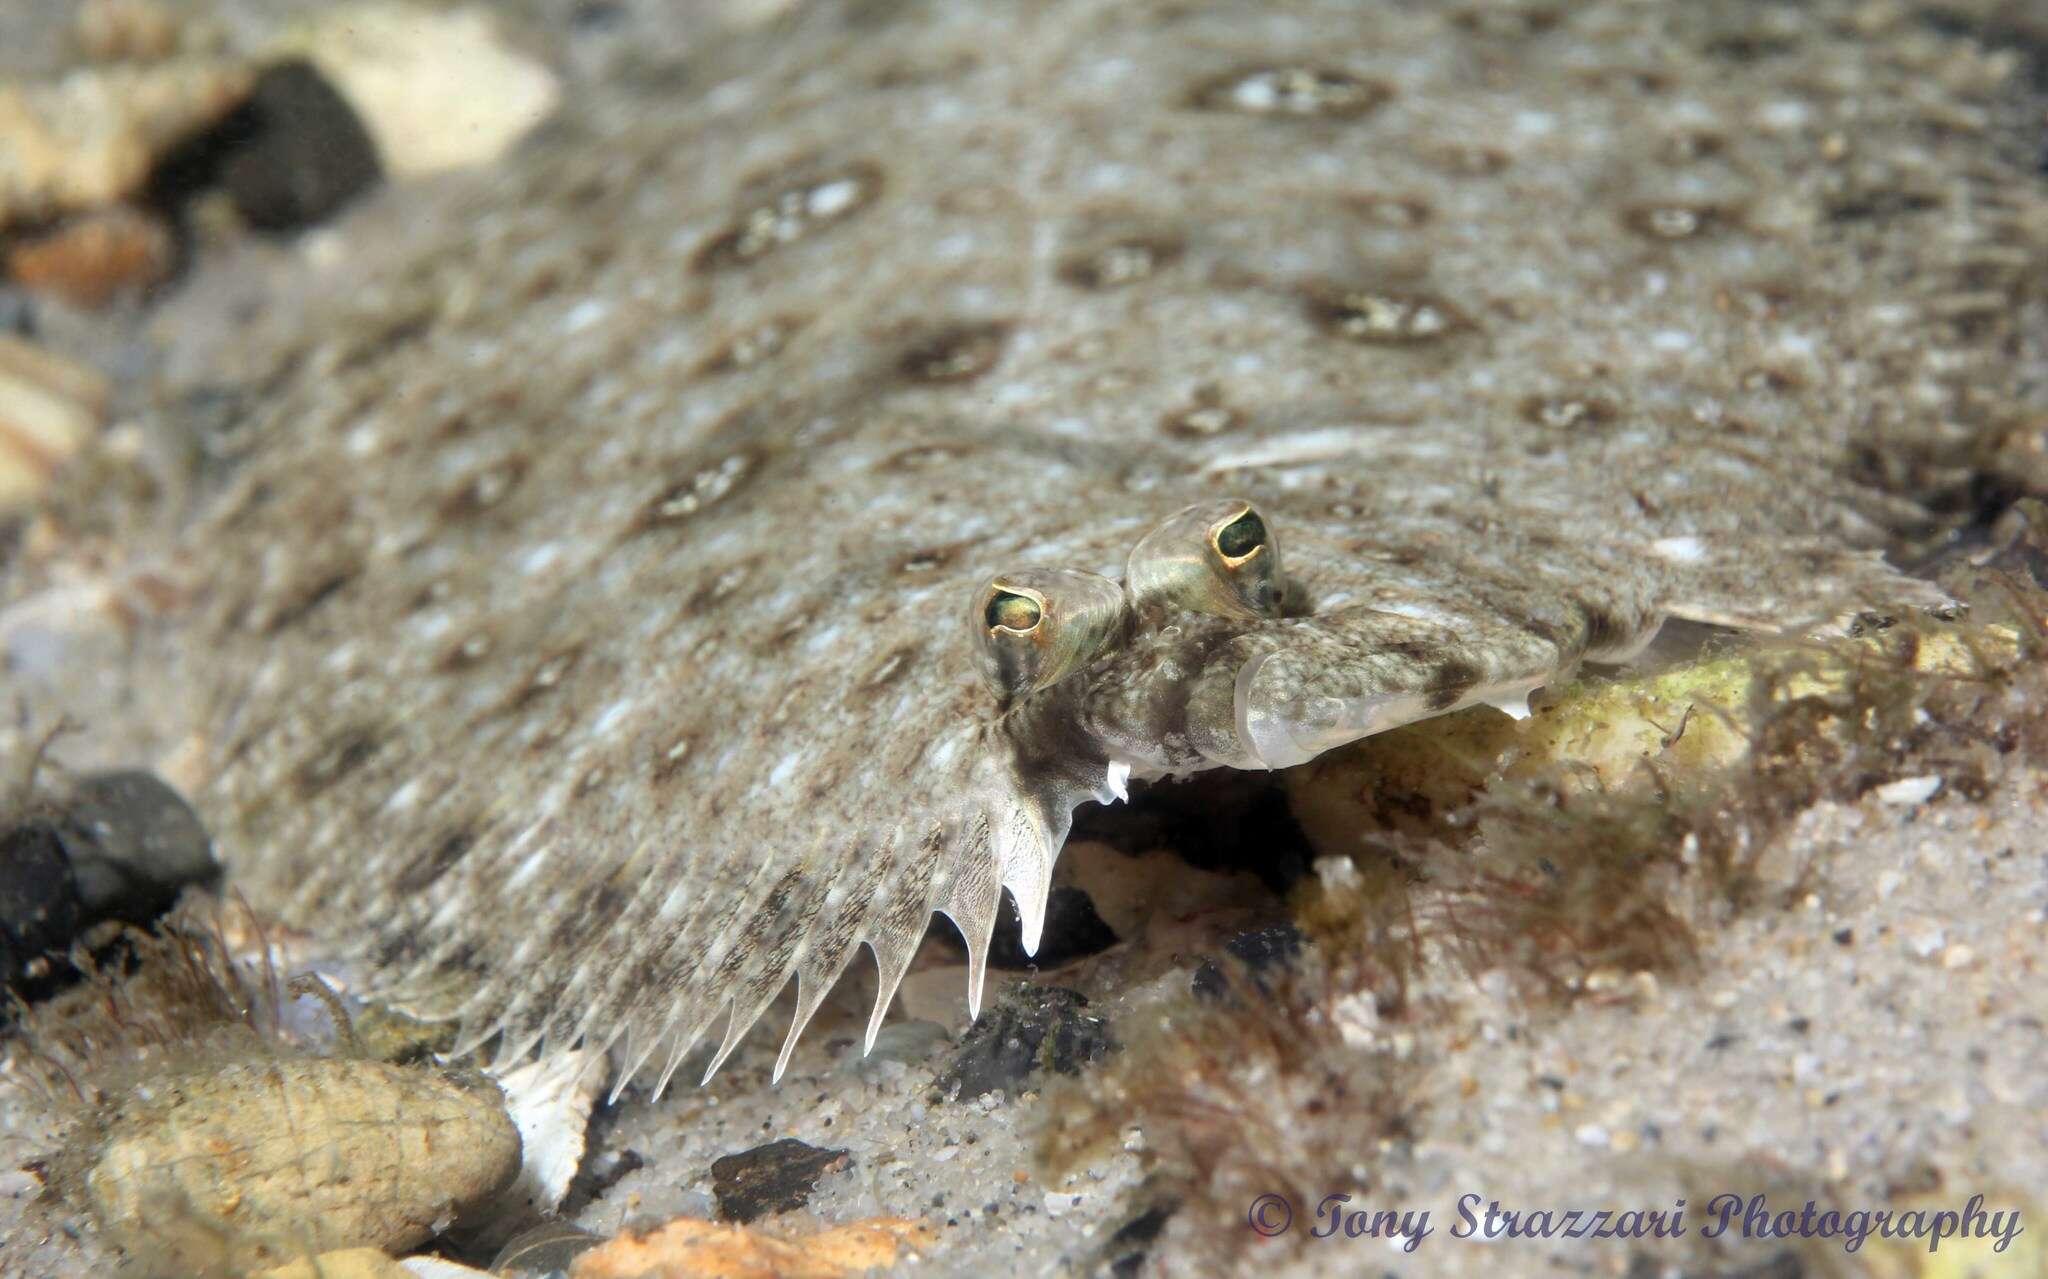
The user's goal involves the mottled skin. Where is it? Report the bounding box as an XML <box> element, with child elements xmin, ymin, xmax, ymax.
<box><xmin>29</xmin><ymin>1</ymin><xmax>2045</xmax><ymax>1088</ymax></box>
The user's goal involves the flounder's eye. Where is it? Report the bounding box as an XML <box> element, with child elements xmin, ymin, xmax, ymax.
<box><xmin>1126</xmin><ymin>498</ymin><xmax>1284</xmax><ymax>619</ymax></box>
<box><xmin>970</xmin><ymin>569</ymin><xmax>1128</xmax><ymax>705</ymax></box>
<box><xmin>985</xmin><ymin>589</ymin><xmax>1043</xmax><ymax>634</ymax></box>
<box><xmin>1213</xmin><ymin>508</ymin><xmax>1268</xmax><ymax>564</ymax></box>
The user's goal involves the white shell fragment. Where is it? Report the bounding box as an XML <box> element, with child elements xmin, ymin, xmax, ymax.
<box><xmin>469</xmin><ymin>1047</ymin><xmax>610</xmax><ymax>1246</ymax></box>
<box><xmin>1874</xmin><ymin>775</ymin><xmax>1943</xmax><ymax>807</ymax></box>
<box><xmin>275</xmin><ymin>4</ymin><xmax>560</xmax><ymax>179</ymax></box>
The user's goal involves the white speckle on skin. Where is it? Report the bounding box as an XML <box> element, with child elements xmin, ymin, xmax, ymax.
<box><xmin>562</xmin><ymin>300</ymin><xmax>608</xmax><ymax>333</ymax></box>
<box><xmin>768</xmin><ymin>752</ymin><xmax>805</xmax><ymax>790</ymax></box>
<box><xmin>1374</xmin><ymin>599</ymin><xmax>1470</xmax><ymax>628</ymax></box>
<box><xmin>520</xmin><ymin>542</ymin><xmax>564</xmax><ymax>575</ymax></box>
<box><xmin>805</xmin><ymin>178</ymin><xmax>862</xmax><ymax>219</ymax></box>
<box><xmin>591</xmin><ymin>698</ymin><xmax>635</xmax><ymax>737</ymax></box>
<box><xmin>657</xmin><ymin>880</ymin><xmax>690</xmax><ymax>922</ymax></box>
<box><xmin>1757</xmin><ymin>100</ymin><xmax>1809</xmax><ymax>129</ymax></box>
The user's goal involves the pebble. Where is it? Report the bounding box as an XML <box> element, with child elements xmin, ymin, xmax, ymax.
<box><xmin>935</xmin><ymin>985</ymin><xmax>1113</xmax><ymax>1101</ymax></box>
<box><xmin>5</xmin><ymin>205</ymin><xmax>175</xmax><ymax>308</ymax></box>
<box><xmin>218</xmin><ymin>61</ymin><xmax>383</xmax><ymax>231</ymax></box>
<box><xmin>709</xmin><ymin>1138</ymin><xmax>852</xmax><ymax>1223</ymax></box>
<box><xmin>82</xmin><ymin>1057</ymin><xmax>521</xmax><ymax>1271</ymax></box>
<box><xmin>0</xmin><ymin>821</ymin><xmax>81</xmax><ymax>992</ymax></box>
<box><xmin>1900</xmin><ymin>918</ymin><xmax>1947</xmax><ymax>958</ymax></box>
<box><xmin>56</xmin><ymin>769</ymin><xmax>218</xmax><ymax>923</ymax></box>
<box><xmin>1</xmin><ymin>770</ymin><xmax>217</xmax><ymax>998</ymax></box>
<box><xmin>1191</xmin><ymin>922</ymin><xmax>1304</xmax><ymax>999</ymax></box>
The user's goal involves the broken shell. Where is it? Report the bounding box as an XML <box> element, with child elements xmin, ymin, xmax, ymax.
<box><xmin>0</xmin><ymin>334</ymin><xmax>109</xmax><ymax>510</ymax></box>
<box><xmin>81</xmin><ymin>1055</ymin><xmax>521</xmax><ymax>1270</ymax></box>
<box><xmin>0</xmin><ymin>59</ymin><xmax>256</xmax><ymax>228</ymax></box>
<box><xmin>466</xmin><ymin>1047</ymin><xmax>608</xmax><ymax>1248</ymax></box>
<box><xmin>273</xmin><ymin>4</ymin><xmax>559</xmax><ymax>179</ymax></box>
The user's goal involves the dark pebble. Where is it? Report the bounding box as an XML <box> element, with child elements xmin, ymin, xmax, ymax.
<box><xmin>57</xmin><ymin>770</ymin><xmax>218</xmax><ymax>923</ymax></box>
<box><xmin>0</xmin><ymin>822</ymin><xmax>81</xmax><ymax>993</ymax></box>
<box><xmin>217</xmin><ymin>61</ymin><xmax>383</xmax><ymax>231</ymax></box>
<box><xmin>1191</xmin><ymin>923</ymin><xmax>1304</xmax><ymax>1001</ymax></box>
<box><xmin>709</xmin><ymin>1137</ymin><xmax>852</xmax><ymax>1223</ymax></box>
<box><xmin>1102</xmin><ymin>1203</ymin><xmax>1176</xmax><ymax>1278</ymax></box>
<box><xmin>937</xmin><ymin>985</ymin><xmax>1114</xmax><ymax>1101</ymax></box>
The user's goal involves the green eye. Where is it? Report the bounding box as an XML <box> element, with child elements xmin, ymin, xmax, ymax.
<box><xmin>1214</xmin><ymin>509</ymin><xmax>1267</xmax><ymax>562</ymax></box>
<box><xmin>969</xmin><ymin>570</ymin><xmax>1129</xmax><ymax>704</ymax></box>
<box><xmin>986</xmin><ymin>589</ymin><xmax>1043</xmax><ymax>633</ymax></box>
<box><xmin>1126</xmin><ymin>499</ymin><xmax>1285</xmax><ymax>621</ymax></box>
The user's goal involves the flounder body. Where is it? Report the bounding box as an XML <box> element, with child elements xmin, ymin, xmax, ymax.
<box><xmin>37</xmin><ymin>0</ymin><xmax>2048</xmax><ymax>1086</ymax></box>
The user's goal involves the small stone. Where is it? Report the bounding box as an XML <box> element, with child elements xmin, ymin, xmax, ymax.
<box><xmin>709</xmin><ymin>1138</ymin><xmax>852</xmax><ymax>1224</ymax></box>
<box><xmin>1901</xmin><ymin>919</ymin><xmax>1947</xmax><ymax>958</ymax></box>
<box><xmin>6</xmin><ymin>205</ymin><xmax>175</xmax><ymax>309</ymax></box>
<box><xmin>0</xmin><ymin>821</ymin><xmax>82</xmax><ymax>993</ymax></box>
<box><xmin>57</xmin><ymin>770</ymin><xmax>217</xmax><ymax>924</ymax></box>
<box><xmin>1940</xmin><ymin>944</ymin><xmax>1976</xmax><ymax>970</ymax></box>
<box><xmin>1192</xmin><ymin>922</ymin><xmax>1305</xmax><ymax>999</ymax></box>
<box><xmin>1099</xmin><ymin>1205</ymin><xmax>1174</xmax><ymax>1278</ymax></box>
<box><xmin>83</xmin><ymin>1057</ymin><xmax>520</xmax><ymax>1269</ymax></box>
<box><xmin>216</xmin><ymin>61</ymin><xmax>383</xmax><ymax>231</ymax></box>
<box><xmin>936</xmin><ymin>985</ymin><xmax>1113</xmax><ymax>1100</ymax></box>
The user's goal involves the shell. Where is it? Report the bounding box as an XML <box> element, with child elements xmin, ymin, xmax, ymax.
<box><xmin>81</xmin><ymin>1056</ymin><xmax>520</xmax><ymax>1271</ymax></box>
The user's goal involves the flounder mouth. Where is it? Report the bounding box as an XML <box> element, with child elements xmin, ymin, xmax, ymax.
<box><xmin>1230</xmin><ymin>647</ymin><xmax>1431</xmax><ymax>770</ymax></box>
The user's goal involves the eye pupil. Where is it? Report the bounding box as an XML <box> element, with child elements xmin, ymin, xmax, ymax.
<box><xmin>1215</xmin><ymin>509</ymin><xmax>1267</xmax><ymax>560</ymax></box>
<box><xmin>986</xmin><ymin>590</ymin><xmax>1042</xmax><ymax>632</ymax></box>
